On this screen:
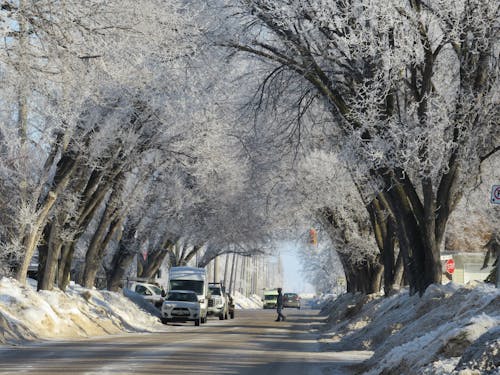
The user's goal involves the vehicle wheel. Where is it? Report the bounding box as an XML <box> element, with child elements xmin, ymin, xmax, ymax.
<box><xmin>201</xmin><ymin>316</ymin><xmax>206</xmax><ymax>324</ymax></box>
<box><xmin>194</xmin><ymin>318</ymin><xmax>200</xmax><ymax>326</ymax></box>
<box><xmin>230</xmin><ymin>311</ymin><xmax>234</xmax><ymax>319</ymax></box>
<box><xmin>160</xmin><ymin>317</ymin><xmax>168</xmax><ymax>325</ymax></box>
<box><xmin>224</xmin><ymin>312</ymin><xmax>228</xmax><ymax>320</ymax></box>
<box><xmin>219</xmin><ymin>313</ymin><xmax>224</xmax><ymax>320</ymax></box>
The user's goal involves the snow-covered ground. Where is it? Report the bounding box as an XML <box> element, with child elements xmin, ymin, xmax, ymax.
<box><xmin>318</xmin><ymin>282</ymin><xmax>499</xmax><ymax>374</ymax></box>
<box><xmin>1</xmin><ymin>277</ymin><xmax>497</xmax><ymax>374</ymax></box>
<box><xmin>0</xmin><ymin>277</ymin><xmax>262</xmax><ymax>345</ymax></box>
<box><xmin>232</xmin><ymin>291</ymin><xmax>263</xmax><ymax>309</ymax></box>
<box><xmin>0</xmin><ymin>278</ymin><xmax>165</xmax><ymax>344</ymax></box>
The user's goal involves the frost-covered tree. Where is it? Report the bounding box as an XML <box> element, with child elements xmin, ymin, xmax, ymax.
<box><xmin>298</xmin><ymin>240</ymin><xmax>344</xmax><ymax>295</ymax></box>
<box><xmin>0</xmin><ymin>0</ymin><xmax>197</xmax><ymax>286</ymax></box>
<box><xmin>104</xmin><ymin>40</ymin><xmax>276</xmax><ymax>288</ymax></box>
<box><xmin>219</xmin><ymin>0</ymin><xmax>499</xmax><ymax>294</ymax></box>
<box><xmin>294</xmin><ymin>150</ymin><xmax>394</xmax><ymax>293</ymax></box>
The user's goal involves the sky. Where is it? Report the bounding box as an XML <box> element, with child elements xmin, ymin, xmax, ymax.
<box><xmin>0</xmin><ymin>276</ymin><xmax>496</xmax><ymax>374</ymax></box>
<box><xmin>279</xmin><ymin>242</ymin><xmax>315</xmax><ymax>294</ymax></box>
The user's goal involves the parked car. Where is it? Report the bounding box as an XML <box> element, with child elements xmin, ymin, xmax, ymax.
<box><xmin>161</xmin><ymin>290</ymin><xmax>201</xmax><ymax>326</ymax></box>
<box><xmin>169</xmin><ymin>266</ymin><xmax>209</xmax><ymax>323</ymax></box>
<box><xmin>284</xmin><ymin>292</ymin><xmax>301</xmax><ymax>309</ymax></box>
<box><xmin>129</xmin><ymin>282</ymin><xmax>164</xmax><ymax>308</ymax></box>
<box><xmin>208</xmin><ymin>283</ymin><xmax>228</xmax><ymax>320</ymax></box>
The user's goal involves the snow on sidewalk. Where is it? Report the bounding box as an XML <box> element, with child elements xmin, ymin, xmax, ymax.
<box><xmin>0</xmin><ymin>277</ymin><xmax>164</xmax><ymax>344</ymax></box>
<box><xmin>1</xmin><ymin>276</ymin><xmax>497</xmax><ymax>374</ymax></box>
<box><xmin>319</xmin><ymin>282</ymin><xmax>499</xmax><ymax>374</ymax></box>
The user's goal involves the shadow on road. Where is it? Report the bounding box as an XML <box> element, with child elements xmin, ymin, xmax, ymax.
<box><xmin>0</xmin><ymin>308</ymin><xmax>370</xmax><ymax>375</ymax></box>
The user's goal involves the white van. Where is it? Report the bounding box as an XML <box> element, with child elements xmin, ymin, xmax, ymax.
<box><xmin>168</xmin><ymin>267</ymin><xmax>209</xmax><ymax>323</ymax></box>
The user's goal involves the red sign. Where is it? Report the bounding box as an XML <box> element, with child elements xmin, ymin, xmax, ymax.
<box><xmin>445</xmin><ymin>259</ymin><xmax>455</xmax><ymax>274</ymax></box>
<box><xmin>309</xmin><ymin>228</ymin><xmax>317</xmax><ymax>246</ymax></box>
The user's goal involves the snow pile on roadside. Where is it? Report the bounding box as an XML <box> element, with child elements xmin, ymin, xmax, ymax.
<box><xmin>232</xmin><ymin>291</ymin><xmax>263</xmax><ymax>309</ymax></box>
<box><xmin>320</xmin><ymin>282</ymin><xmax>499</xmax><ymax>374</ymax></box>
<box><xmin>0</xmin><ymin>277</ymin><xmax>165</xmax><ymax>345</ymax></box>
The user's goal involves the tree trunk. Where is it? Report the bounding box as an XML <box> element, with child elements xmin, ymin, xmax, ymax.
<box><xmin>82</xmin><ymin>178</ymin><xmax>124</xmax><ymax>288</ymax></box>
<box><xmin>107</xmin><ymin>220</ymin><xmax>139</xmax><ymax>291</ymax></box>
<box><xmin>339</xmin><ymin>252</ymin><xmax>383</xmax><ymax>294</ymax></box>
<box><xmin>367</xmin><ymin>194</ymin><xmax>399</xmax><ymax>296</ymax></box>
<box><xmin>383</xmin><ymin>170</ymin><xmax>446</xmax><ymax>295</ymax></box>
<box><xmin>58</xmin><ymin>242</ymin><xmax>74</xmax><ymax>290</ymax></box>
<box><xmin>59</xmin><ymin>185</ymin><xmax>109</xmax><ymax>290</ymax></box>
<box><xmin>168</xmin><ymin>243</ymin><xmax>202</xmax><ymax>268</ymax></box>
<box><xmin>36</xmin><ymin>231</ymin><xmax>48</xmax><ymax>291</ymax></box>
<box><xmin>17</xmin><ymin>140</ymin><xmax>84</xmax><ymax>285</ymax></box>
<box><xmin>138</xmin><ymin>250</ymin><xmax>169</xmax><ymax>280</ymax></box>
<box><xmin>39</xmin><ymin>221</ymin><xmax>64</xmax><ymax>291</ymax></box>
<box><xmin>318</xmin><ymin>206</ymin><xmax>383</xmax><ymax>294</ymax></box>
<box><xmin>16</xmin><ymin>192</ymin><xmax>57</xmax><ymax>285</ymax></box>
<box><xmin>393</xmin><ymin>252</ymin><xmax>405</xmax><ymax>290</ymax></box>
<box><xmin>422</xmin><ymin>178</ymin><xmax>442</xmax><ymax>288</ymax></box>
<box><xmin>107</xmin><ymin>250</ymin><xmax>136</xmax><ymax>292</ymax></box>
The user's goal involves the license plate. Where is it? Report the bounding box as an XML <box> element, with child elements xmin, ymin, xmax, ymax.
<box><xmin>172</xmin><ymin>310</ymin><xmax>189</xmax><ymax>316</ymax></box>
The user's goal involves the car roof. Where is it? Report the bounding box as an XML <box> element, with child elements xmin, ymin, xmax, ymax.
<box><xmin>133</xmin><ymin>282</ymin><xmax>157</xmax><ymax>286</ymax></box>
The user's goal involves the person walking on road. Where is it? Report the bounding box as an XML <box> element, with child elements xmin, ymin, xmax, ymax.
<box><xmin>275</xmin><ymin>287</ymin><xmax>286</xmax><ymax>322</ymax></box>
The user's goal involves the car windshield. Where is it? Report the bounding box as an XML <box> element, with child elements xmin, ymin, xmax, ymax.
<box><xmin>209</xmin><ymin>287</ymin><xmax>221</xmax><ymax>295</ymax></box>
<box><xmin>264</xmin><ymin>294</ymin><xmax>277</xmax><ymax>300</ymax></box>
<box><xmin>149</xmin><ymin>285</ymin><xmax>163</xmax><ymax>295</ymax></box>
<box><xmin>169</xmin><ymin>280</ymin><xmax>204</xmax><ymax>295</ymax></box>
<box><xmin>285</xmin><ymin>293</ymin><xmax>298</xmax><ymax>300</ymax></box>
<box><xmin>166</xmin><ymin>292</ymin><xmax>198</xmax><ymax>302</ymax></box>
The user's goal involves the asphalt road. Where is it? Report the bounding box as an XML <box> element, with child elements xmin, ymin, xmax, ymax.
<box><xmin>0</xmin><ymin>308</ymin><xmax>371</xmax><ymax>375</ymax></box>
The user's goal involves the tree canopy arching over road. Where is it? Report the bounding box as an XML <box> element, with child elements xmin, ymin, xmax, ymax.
<box><xmin>0</xmin><ymin>0</ymin><xmax>497</xmax><ymax>296</ymax></box>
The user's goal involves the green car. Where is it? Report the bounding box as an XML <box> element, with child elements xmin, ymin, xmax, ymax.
<box><xmin>262</xmin><ymin>290</ymin><xmax>279</xmax><ymax>309</ymax></box>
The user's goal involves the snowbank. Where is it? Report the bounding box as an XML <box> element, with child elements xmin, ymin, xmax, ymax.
<box><xmin>232</xmin><ymin>291</ymin><xmax>263</xmax><ymax>309</ymax></box>
<box><xmin>320</xmin><ymin>282</ymin><xmax>499</xmax><ymax>375</ymax></box>
<box><xmin>0</xmin><ymin>277</ymin><xmax>268</xmax><ymax>345</ymax></box>
<box><xmin>2</xmin><ymin>276</ymin><xmax>496</xmax><ymax>375</ymax></box>
<box><xmin>0</xmin><ymin>277</ymin><xmax>164</xmax><ymax>344</ymax></box>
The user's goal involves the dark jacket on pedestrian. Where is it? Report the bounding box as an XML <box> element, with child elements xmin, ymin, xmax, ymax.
<box><xmin>277</xmin><ymin>291</ymin><xmax>283</xmax><ymax>309</ymax></box>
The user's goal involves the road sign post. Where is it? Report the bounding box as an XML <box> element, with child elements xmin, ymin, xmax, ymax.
<box><xmin>497</xmin><ymin>254</ymin><xmax>500</xmax><ymax>289</ymax></box>
<box><xmin>490</xmin><ymin>185</ymin><xmax>500</xmax><ymax>288</ymax></box>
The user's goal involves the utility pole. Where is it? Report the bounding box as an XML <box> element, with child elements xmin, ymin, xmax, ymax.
<box><xmin>489</xmin><ymin>186</ymin><xmax>499</xmax><ymax>288</ymax></box>
<box><xmin>229</xmin><ymin>253</ymin><xmax>236</xmax><ymax>294</ymax></box>
<box><xmin>213</xmin><ymin>256</ymin><xmax>218</xmax><ymax>283</ymax></box>
<box><xmin>223</xmin><ymin>254</ymin><xmax>229</xmax><ymax>288</ymax></box>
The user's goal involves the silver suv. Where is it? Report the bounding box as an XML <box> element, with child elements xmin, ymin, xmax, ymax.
<box><xmin>207</xmin><ymin>283</ymin><xmax>228</xmax><ymax>320</ymax></box>
<box><xmin>161</xmin><ymin>290</ymin><xmax>201</xmax><ymax>326</ymax></box>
